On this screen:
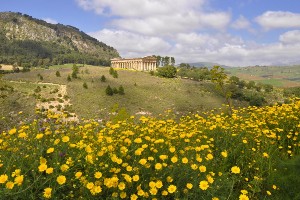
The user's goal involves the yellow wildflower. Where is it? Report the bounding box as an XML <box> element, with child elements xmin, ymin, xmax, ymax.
<box><xmin>56</xmin><ymin>175</ymin><xmax>66</xmax><ymax>185</ymax></box>
<box><xmin>231</xmin><ymin>166</ymin><xmax>241</xmax><ymax>174</ymax></box>
<box><xmin>199</xmin><ymin>180</ymin><xmax>209</xmax><ymax>190</ymax></box>
<box><xmin>43</xmin><ymin>187</ymin><xmax>52</xmax><ymax>199</ymax></box>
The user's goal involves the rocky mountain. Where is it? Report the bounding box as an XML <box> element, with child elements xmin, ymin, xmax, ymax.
<box><xmin>0</xmin><ymin>12</ymin><xmax>119</xmax><ymax>67</ymax></box>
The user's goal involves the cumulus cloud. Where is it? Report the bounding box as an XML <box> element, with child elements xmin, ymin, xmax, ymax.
<box><xmin>255</xmin><ymin>11</ymin><xmax>300</xmax><ymax>30</ymax></box>
<box><xmin>231</xmin><ymin>15</ymin><xmax>251</xmax><ymax>30</ymax></box>
<box><xmin>279</xmin><ymin>30</ymin><xmax>300</xmax><ymax>44</ymax></box>
<box><xmin>76</xmin><ymin>0</ymin><xmax>205</xmax><ymax>17</ymax></box>
<box><xmin>77</xmin><ymin>0</ymin><xmax>230</xmax><ymax>35</ymax></box>
<box><xmin>77</xmin><ymin>0</ymin><xmax>300</xmax><ymax>66</ymax></box>
<box><xmin>171</xmin><ymin>32</ymin><xmax>300</xmax><ymax>66</ymax></box>
<box><xmin>43</xmin><ymin>18</ymin><xmax>58</xmax><ymax>24</ymax></box>
<box><xmin>89</xmin><ymin>29</ymin><xmax>172</xmax><ymax>58</ymax></box>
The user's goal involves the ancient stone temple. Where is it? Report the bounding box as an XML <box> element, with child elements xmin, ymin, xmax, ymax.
<box><xmin>111</xmin><ymin>56</ymin><xmax>157</xmax><ymax>71</ymax></box>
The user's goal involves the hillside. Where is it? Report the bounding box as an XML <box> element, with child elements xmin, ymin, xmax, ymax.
<box><xmin>2</xmin><ymin>64</ymin><xmax>248</xmax><ymax>121</ymax></box>
<box><xmin>0</xmin><ymin>12</ymin><xmax>119</xmax><ymax>67</ymax></box>
<box><xmin>226</xmin><ymin>65</ymin><xmax>300</xmax><ymax>88</ymax></box>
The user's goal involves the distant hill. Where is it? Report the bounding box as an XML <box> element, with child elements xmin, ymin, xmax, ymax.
<box><xmin>0</xmin><ymin>12</ymin><xmax>119</xmax><ymax>67</ymax></box>
<box><xmin>186</xmin><ymin>62</ymin><xmax>230</xmax><ymax>69</ymax></box>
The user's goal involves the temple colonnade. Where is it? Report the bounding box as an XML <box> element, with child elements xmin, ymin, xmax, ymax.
<box><xmin>111</xmin><ymin>56</ymin><xmax>157</xmax><ymax>71</ymax></box>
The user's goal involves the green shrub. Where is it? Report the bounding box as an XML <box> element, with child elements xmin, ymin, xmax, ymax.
<box><xmin>157</xmin><ymin>65</ymin><xmax>177</xmax><ymax>78</ymax></box>
<box><xmin>105</xmin><ymin>85</ymin><xmax>113</xmax><ymax>96</ymax></box>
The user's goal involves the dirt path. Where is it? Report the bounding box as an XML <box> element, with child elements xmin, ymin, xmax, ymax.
<box><xmin>9</xmin><ymin>80</ymin><xmax>78</xmax><ymax>122</ymax></box>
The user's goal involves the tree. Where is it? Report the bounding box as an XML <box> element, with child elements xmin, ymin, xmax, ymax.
<box><xmin>247</xmin><ymin>81</ymin><xmax>256</xmax><ymax>89</ymax></box>
<box><xmin>118</xmin><ymin>85</ymin><xmax>125</xmax><ymax>95</ymax></box>
<box><xmin>83</xmin><ymin>82</ymin><xmax>88</xmax><ymax>89</ymax></box>
<box><xmin>72</xmin><ymin>64</ymin><xmax>79</xmax><ymax>78</ymax></box>
<box><xmin>164</xmin><ymin>56</ymin><xmax>170</xmax><ymax>66</ymax></box>
<box><xmin>112</xmin><ymin>71</ymin><xmax>118</xmax><ymax>78</ymax></box>
<box><xmin>229</xmin><ymin>76</ymin><xmax>240</xmax><ymax>85</ymax></box>
<box><xmin>56</xmin><ymin>71</ymin><xmax>61</xmax><ymax>77</ymax></box>
<box><xmin>67</xmin><ymin>75</ymin><xmax>71</xmax><ymax>82</ymax></box>
<box><xmin>170</xmin><ymin>57</ymin><xmax>175</xmax><ymax>66</ymax></box>
<box><xmin>210</xmin><ymin>66</ymin><xmax>232</xmax><ymax>115</ymax></box>
<box><xmin>157</xmin><ymin>65</ymin><xmax>177</xmax><ymax>78</ymax></box>
<box><xmin>109</xmin><ymin>67</ymin><xmax>114</xmax><ymax>75</ymax></box>
<box><xmin>113</xmin><ymin>87</ymin><xmax>119</xmax><ymax>94</ymax></box>
<box><xmin>156</xmin><ymin>55</ymin><xmax>161</xmax><ymax>67</ymax></box>
<box><xmin>105</xmin><ymin>85</ymin><xmax>113</xmax><ymax>96</ymax></box>
<box><xmin>100</xmin><ymin>75</ymin><xmax>106</xmax><ymax>82</ymax></box>
<box><xmin>264</xmin><ymin>84</ymin><xmax>273</xmax><ymax>93</ymax></box>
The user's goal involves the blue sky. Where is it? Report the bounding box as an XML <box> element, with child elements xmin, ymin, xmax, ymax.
<box><xmin>1</xmin><ymin>0</ymin><xmax>300</xmax><ymax>66</ymax></box>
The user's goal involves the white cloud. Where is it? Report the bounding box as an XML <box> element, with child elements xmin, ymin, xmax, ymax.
<box><xmin>279</xmin><ymin>30</ymin><xmax>300</xmax><ymax>44</ymax></box>
<box><xmin>77</xmin><ymin>0</ymin><xmax>300</xmax><ymax>66</ymax></box>
<box><xmin>171</xmin><ymin>32</ymin><xmax>300</xmax><ymax>66</ymax></box>
<box><xmin>231</xmin><ymin>15</ymin><xmax>251</xmax><ymax>30</ymax></box>
<box><xmin>76</xmin><ymin>0</ymin><xmax>205</xmax><ymax>17</ymax></box>
<box><xmin>89</xmin><ymin>29</ymin><xmax>172</xmax><ymax>58</ymax></box>
<box><xmin>77</xmin><ymin>0</ymin><xmax>230</xmax><ymax>35</ymax></box>
<box><xmin>255</xmin><ymin>11</ymin><xmax>300</xmax><ymax>30</ymax></box>
<box><xmin>43</xmin><ymin>18</ymin><xmax>58</xmax><ymax>24</ymax></box>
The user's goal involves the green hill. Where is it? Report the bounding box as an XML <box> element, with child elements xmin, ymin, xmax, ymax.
<box><xmin>0</xmin><ymin>12</ymin><xmax>119</xmax><ymax>67</ymax></box>
<box><xmin>2</xmin><ymin>64</ymin><xmax>245</xmax><ymax>121</ymax></box>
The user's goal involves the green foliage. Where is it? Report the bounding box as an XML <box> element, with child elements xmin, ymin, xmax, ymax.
<box><xmin>157</xmin><ymin>65</ymin><xmax>177</xmax><ymax>78</ymax></box>
<box><xmin>269</xmin><ymin>156</ymin><xmax>300</xmax><ymax>199</ymax></box>
<box><xmin>67</xmin><ymin>75</ymin><xmax>71</xmax><ymax>82</ymax></box>
<box><xmin>177</xmin><ymin>66</ymin><xmax>211</xmax><ymax>81</ymax></box>
<box><xmin>118</xmin><ymin>85</ymin><xmax>125</xmax><ymax>95</ymax></box>
<box><xmin>210</xmin><ymin>66</ymin><xmax>232</xmax><ymax>114</ymax></box>
<box><xmin>113</xmin><ymin>87</ymin><xmax>118</xmax><ymax>94</ymax></box>
<box><xmin>112</xmin><ymin>71</ymin><xmax>118</xmax><ymax>78</ymax></box>
<box><xmin>284</xmin><ymin>87</ymin><xmax>300</xmax><ymax>97</ymax></box>
<box><xmin>34</xmin><ymin>86</ymin><xmax>41</xmax><ymax>93</ymax></box>
<box><xmin>109</xmin><ymin>103</ymin><xmax>130</xmax><ymax>123</ymax></box>
<box><xmin>109</xmin><ymin>67</ymin><xmax>118</xmax><ymax>78</ymax></box>
<box><xmin>37</xmin><ymin>73</ymin><xmax>43</xmax><ymax>81</ymax></box>
<box><xmin>83</xmin><ymin>82</ymin><xmax>88</xmax><ymax>89</ymax></box>
<box><xmin>100</xmin><ymin>75</ymin><xmax>106</xmax><ymax>82</ymax></box>
<box><xmin>109</xmin><ymin>67</ymin><xmax>114</xmax><ymax>75</ymax></box>
<box><xmin>248</xmin><ymin>93</ymin><xmax>265</xmax><ymax>106</ymax></box>
<box><xmin>263</xmin><ymin>84</ymin><xmax>273</xmax><ymax>93</ymax></box>
<box><xmin>71</xmin><ymin>64</ymin><xmax>79</xmax><ymax>79</ymax></box>
<box><xmin>55</xmin><ymin>71</ymin><xmax>61</xmax><ymax>77</ymax></box>
<box><xmin>105</xmin><ymin>85</ymin><xmax>113</xmax><ymax>96</ymax></box>
<box><xmin>0</xmin><ymin>12</ymin><xmax>119</xmax><ymax>67</ymax></box>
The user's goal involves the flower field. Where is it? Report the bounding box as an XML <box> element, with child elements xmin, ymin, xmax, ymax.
<box><xmin>1</xmin><ymin>99</ymin><xmax>300</xmax><ymax>199</ymax></box>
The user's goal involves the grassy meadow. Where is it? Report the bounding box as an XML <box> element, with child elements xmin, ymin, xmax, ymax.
<box><xmin>0</xmin><ymin>98</ymin><xmax>300</xmax><ymax>199</ymax></box>
<box><xmin>2</xmin><ymin>64</ymin><xmax>230</xmax><ymax>120</ymax></box>
<box><xmin>226</xmin><ymin>65</ymin><xmax>300</xmax><ymax>88</ymax></box>
<box><xmin>1</xmin><ymin>64</ymin><xmax>300</xmax><ymax>199</ymax></box>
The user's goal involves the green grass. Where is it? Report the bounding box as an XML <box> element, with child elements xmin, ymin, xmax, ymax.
<box><xmin>0</xmin><ymin>78</ymin><xmax>36</xmax><ymax>132</ymax></box>
<box><xmin>3</xmin><ymin>64</ymin><xmax>233</xmax><ymax>120</ymax></box>
<box><xmin>226</xmin><ymin>65</ymin><xmax>300</xmax><ymax>88</ymax></box>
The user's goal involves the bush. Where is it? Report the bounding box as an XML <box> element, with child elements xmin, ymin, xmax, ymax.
<box><xmin>67</xmin><ymin>75</ymin><xmax>71</xmax><ymax>82</ymax></box>
<box><xmin>100</xmin><ymin>75</ymin><xmax>106</xmax><ymax>82</ymax></box>
<box><xmin>109</xmin><ymin>67</ymin><xmax>114</xmax><ymax>75</ymax></box>
<box><xmin>113</xmin><ymin>87</ymin><xmax>118</xmax><ymax>94</ymax></box>
<box><xmin>83</xmin><ymin>82</ymin><xmax>88</xmax><ymax>89</ymax></box>
<box><xmin>118</xmin><ymin>85</ymin><xmax>125</xmax><ymax>95</ymax></box>
<box><xmin>105</xmin><ymin>85</ymin><xmax>113</xmax><ymax>96</ymax></box>
<box><xmin>249</xmin><ymin>94</ymin><xmax>265</xmax><ymax>106</ymax></box>
<box><xmin>112</xmin><ymin>71</ymin><xmax>118</xmax><ymax>78</ymax></box>
<box><xmin>157</xmin><ymin>65</ymin><xmax>177</xmax><ymax>78</ymax></box>
<box><xmin>56</xmin><ymin>71</ymin><xmax>61</xmax><ymax>77</ymax></box>
<box><xmin>34</xmin><ymin>86</ymin><xmax>41</xmax><ymax>93</ymax></box>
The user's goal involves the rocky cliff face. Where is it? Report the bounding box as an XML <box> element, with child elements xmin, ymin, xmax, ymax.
<box><xmin>0</xmin><ymin>12</ymin><xmax>119</xmax><ymax>62</ymax></box>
